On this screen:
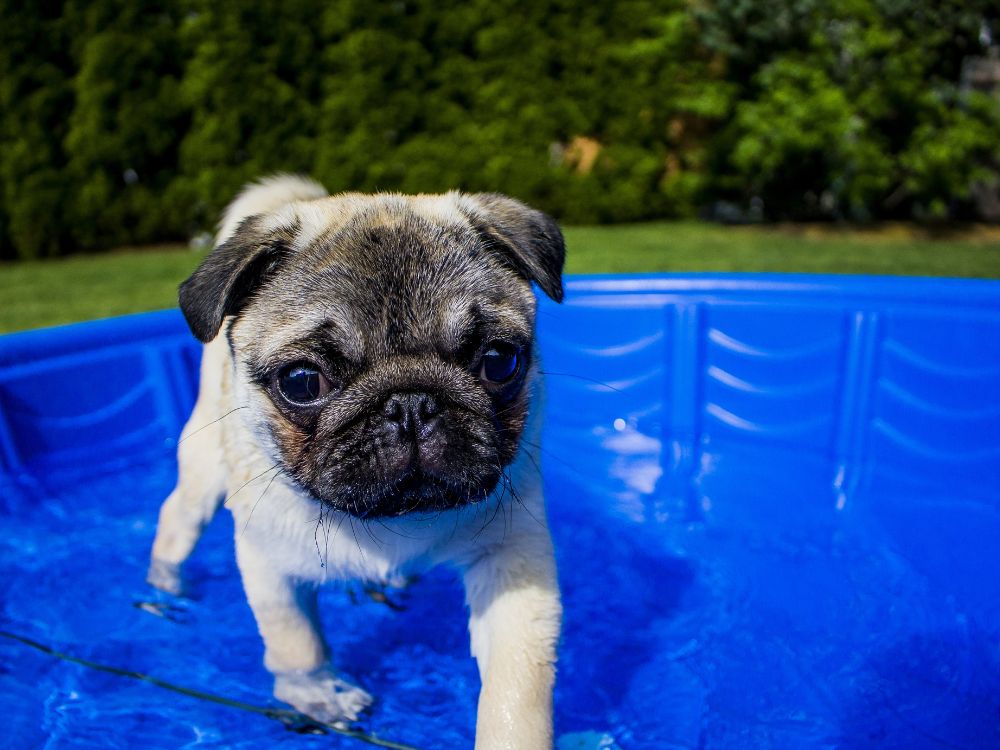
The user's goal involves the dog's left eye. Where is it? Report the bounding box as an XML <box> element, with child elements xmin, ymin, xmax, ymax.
<box><xmin>276</xmin><ymin>362</ymin><xmax>331</xmax><ymax>405</ymax></box>
<box><xmin>479</xmin><ymin>343</ymin><xmax>521</xmax><ymax>383</ymax></box>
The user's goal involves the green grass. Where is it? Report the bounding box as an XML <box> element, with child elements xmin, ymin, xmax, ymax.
<box><xmin>563</xmin><ymin>221</ymin><xmax>1000</xmax><ymax>276</ymax></box>
<box><xmin>2</xmin><ymin>222</ymin><xmax>999</xmax><ymax>333</ymax></box>
<box><xmin>0</xmin><ymin>246</ymin><xmax>207</xmax><ymax>334</ymax></box>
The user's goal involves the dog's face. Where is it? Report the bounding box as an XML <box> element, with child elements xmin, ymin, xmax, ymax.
<box><xmin>178</xmin><ymin>193</ymin><xmax>564</xmax><ymax>519</ymax></box>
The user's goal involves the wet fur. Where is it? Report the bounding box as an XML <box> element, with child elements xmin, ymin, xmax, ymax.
<box><xmin>149</xmin><ymin>176</ymin><xmax>564</xmax><ymax>749</ymax></box>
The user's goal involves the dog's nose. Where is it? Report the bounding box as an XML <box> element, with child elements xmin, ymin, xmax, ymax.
<box><xmin>382</xmin><ymin>392</ymin><xmax>441</xmax><ymax>441</ymax></box>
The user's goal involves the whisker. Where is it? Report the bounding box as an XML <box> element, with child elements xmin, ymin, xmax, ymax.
<box><xmin>538</xmin><ymin>370</ymin><xmax>623</xmax><ymax>393</ymax></box>
<box><xmin>348</xmin><ymin>511</ymin><xmax>367</xmax><ymax>562</ymax></box>
<box><xmin>374</xmin><ymin>518</ymin><xmax>418</xmax><ymax>539</ymax></box>
<box><xmin>502</xmin><ymin>477</ymin><xmax>511</xmax><ymax>544</ymax></box>
<box><xmin>178</xmin><ymin>406</ymin><xmax>250</xmax><ymax>444</ymax></box>
<box><xmin>445</xmin><ymin>498</ymin><xmax>465</xmax><ymax>544</ymax></box>
<box><xmin>332</xmin><ymin>506</ymin><xmax>350</xmax><ymax>552</ymax></box>
<box><xmin>313</xmin><ymin>502</ymin><xmax>337</xmax><ymax>571</ymax></box>
<box><xmin>313</xmin><ymin>505</ymin><xmax>325</xmax><ymax>568</ymax></box>
<box><xmin>359</xmin><ymin>513</ymin><xmax>385</xmax><ymax>549</ymax></box>
<box><xmin>520</xmin><ymin>437</ymin><xmax>589</xmax><ymax>481</ymax></box>
<box><xmin>323</xmin><ymin>504</ymin><xmax>334</xmax><ymax>570</ymax></box>
<box><xmin>473</xmin><ymin>485</ymin><xmax>505</xmax><ymax>542</ymax></box>
<box><xmin>502</xmin><ymin>470</ymin><xmax>547</xmax><ymax>532</ymax></box>
<box><xmin>520</xmin><ymin>446</ymin><xmax>544</xmax><ymax>479</ymax></box>
<box><xmin>223</xmin><ymin>464</ymin><xmax>281</xmax><ymax>508</ymax></box>
<box><xmin>493</xmin><ymin>467</ymin><xmax>513</xmax><ymax>544</ymax></box>
<box><xmin>240</xmin><ymin>467</ymin><xmax>281</xmax><ymax>538</ymax></box>
<box><xmin>493</xmin><ymin>402</ymin><xmax>526</xmax><ymax>419</ymax></box>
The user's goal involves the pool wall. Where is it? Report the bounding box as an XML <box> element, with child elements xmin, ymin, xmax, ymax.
<box><xmin>3</xmin><ymin>274</ymin><xmax>998</xmax><ymax>503</ymax></box>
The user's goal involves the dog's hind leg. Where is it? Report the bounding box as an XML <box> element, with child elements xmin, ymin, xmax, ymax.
<box><xmin>148</xmin><ymin>353</ymin><xmax>229</xmax><ymax>594</ymax></box>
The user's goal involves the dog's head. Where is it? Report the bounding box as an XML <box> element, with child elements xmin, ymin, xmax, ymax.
<box><xmin>179</xmin><ymin>190</ymin><xmax>564</xmax><ymax>518</ymax></box>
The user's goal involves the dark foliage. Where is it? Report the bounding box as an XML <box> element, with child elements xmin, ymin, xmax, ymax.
<box><xmin>1</xmin><ymin>0</ymin><xmax>997</xmax><ymax>258</ymax></box>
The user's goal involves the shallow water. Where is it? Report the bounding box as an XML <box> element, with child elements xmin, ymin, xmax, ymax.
<box><xmin>2</xmin><ymin>438</ymin><xmax>998</xmax><ymax>749</ymax></box>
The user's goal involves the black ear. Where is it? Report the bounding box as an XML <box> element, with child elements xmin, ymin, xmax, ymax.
<box><xmin>178</xmin><ymin>217</ymin><xmax>294</xmax><ymax>342</ymax></box>
<box><xmin>461</xmin><ymin>193</ymin><xmax>566</xmax><ymax>302</ymax></box>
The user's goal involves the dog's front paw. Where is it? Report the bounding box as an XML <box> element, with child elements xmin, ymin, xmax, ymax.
<box><xmin>274</xmin><ymin>668</ymin><xmax>373</xmax><ymax>726</ymax></box>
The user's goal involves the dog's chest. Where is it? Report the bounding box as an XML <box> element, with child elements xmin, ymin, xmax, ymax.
<box><xmin>228</xmin><ymin>478</ymin><xmax>479</xmax><ymax>585</ymax></box>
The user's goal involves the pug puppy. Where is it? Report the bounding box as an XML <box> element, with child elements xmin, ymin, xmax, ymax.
<box><xmin>147</xmin><ymin>175</ymin><xmax>564</xmax><ymax>749</ymax></box>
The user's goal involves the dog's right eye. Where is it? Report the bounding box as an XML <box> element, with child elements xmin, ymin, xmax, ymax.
<box><xmin>276</xmin><ymin>362</ymin><xmax>331</xmax><ymax>405</ymax></box>
<box><xmin>479</xmin><ymin>343</ymin><xmax>521</xmax><ymax>384</ymax></box>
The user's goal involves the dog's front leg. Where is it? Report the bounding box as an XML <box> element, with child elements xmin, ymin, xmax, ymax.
<box><xmin>464</xmin><ymin>534</ymin><xmax>562</xmax><ymax>750</ymax></box>
<box><xmin>235</xmin><ymin>536</ymin><xmax>372</xmax><ymax>725</ymax></box>
<box><xmin>148</xmin><ymin>404</ymin><xmax>226</xmax><ymax>593</ymax></box>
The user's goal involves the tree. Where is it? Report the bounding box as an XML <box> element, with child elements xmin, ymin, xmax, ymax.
<box><xmin>0</xmin><ymin>2</ymin><xmax>74</xmax><ymax>259</ymax></box>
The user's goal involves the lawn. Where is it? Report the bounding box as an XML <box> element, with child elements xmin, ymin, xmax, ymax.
<box><xmin>1</xmin><ymin>222</ymin><xmax>999</xmax><ymax>333</ymax></box>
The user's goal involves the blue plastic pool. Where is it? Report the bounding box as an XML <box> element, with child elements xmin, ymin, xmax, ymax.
<box><xmin>1</xmin><ymin>274</ymin><xmax>999</xmax><ymax>749</ymax></box>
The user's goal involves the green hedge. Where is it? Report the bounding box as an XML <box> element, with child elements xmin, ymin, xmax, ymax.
<box><xmin>1</xmin><ymin>0</ymin><xmax>998</xmax><ymax>259</ymax></box>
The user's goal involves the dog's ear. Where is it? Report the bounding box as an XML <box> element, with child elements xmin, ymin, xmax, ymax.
<box><xmin>179</xmin><ymin>217</ymin><xmax>294</xmax><ymax>342</ymax></box>
<box><xmin>460</xmin><ymin>193</ymin><xmax>566</xmax><ymax>302</ymax></box>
